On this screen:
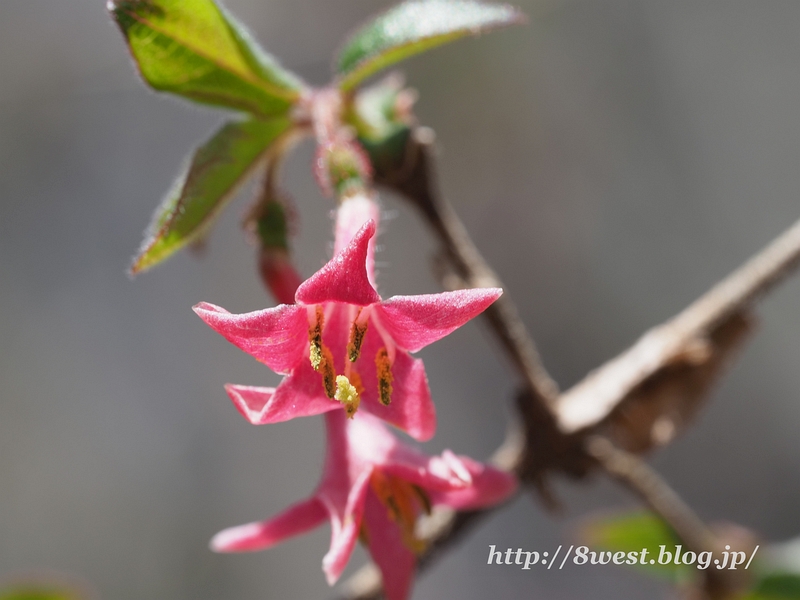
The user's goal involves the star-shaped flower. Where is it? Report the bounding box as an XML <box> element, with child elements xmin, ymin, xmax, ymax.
<box><xmin>194</xmin><ymin>199</ymin><xmax>500</xmax><ymax>441</ymax></box>
<box><xmin>210</xmin><ymin>410</ymin><xmax>517</xmax><ymax>600</ymax></box>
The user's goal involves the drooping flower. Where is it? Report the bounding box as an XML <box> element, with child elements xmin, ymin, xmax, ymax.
<box><xmin>194</xmin><ymin>194</ymin><xmax>501</xmax><ymax>441</ymax></box>
<box><xmin>210</xmin><ymin>409</ymin><xmax>517</xmax><ymax>600</ymax></box>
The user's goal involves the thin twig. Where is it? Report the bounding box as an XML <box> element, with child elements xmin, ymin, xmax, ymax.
<box><xmin>556</xmin><ymin>216</ymin><xmax>800</xmax><ymax>433</ymax></box>
<box><xmin>375</xmin><ymin>127</ymin><xmax>560</xmax><ymax>409</ymax></box>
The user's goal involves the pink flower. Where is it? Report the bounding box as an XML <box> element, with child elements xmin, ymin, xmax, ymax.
<box><xmin>194</xmin><ymin>199</ymin><xmax>500</xmax><ymax>441</ymax></box>
<box><xmin>210</xmin><ymin>410</ymin><xmax>517</xmax><ymax>600</ymax></box>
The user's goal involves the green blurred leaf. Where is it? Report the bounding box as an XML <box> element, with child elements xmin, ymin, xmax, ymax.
<box><xmin>743</xmin><ymin>573</ymin><xmax>800</xmax><ymax>599</ymax></box>
<box><xmin>349</xmin><ymin>75</ymin><xmax>408</xmax><ymax>141</ymax></box>
<box><xmin>584</xmin><ymin>511</ymin><xmax>680</xmax><ymax>554</ymax></box>
<box><xmin>582</xmin><ymin>511</ymin><xmax>691</xmax><ymax>581</ymax></box>
<box><xmin>0</xmin><ymin>588</ymin><xmax>81</xmax><ymax>600</ymax></box>
<box><xmin>335</xmin><ymin>0</ymin><xmax>524</xmax><ymax>91</ymax></box>
<box><xmin>109</xmin><ymin>0</ymin><xmax>303</xmax><ymax>116</ymax></box>
<box><xmin>131</xmin><ymin>117</ymin><xmax>292</xmax><ymax>274</ymax></box>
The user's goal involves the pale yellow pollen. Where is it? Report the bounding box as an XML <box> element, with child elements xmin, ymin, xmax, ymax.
<box><xmin>334</xmin><ymin>375</ymin><xmax>361</xmax><ymax>418</ymax></box>
<box><xmin>308</xmin><ymin>305</ymin><xmax>325</xmax><ymax>370</ymax></box>
<box><xmin>307</xmin><ymin>306</ymin><xmax>337</xmax><ymax>399</ymax></box>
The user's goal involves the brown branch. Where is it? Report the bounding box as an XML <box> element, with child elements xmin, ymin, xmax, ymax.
<box><xmin>585</xmin><ymin>436</ymin><xmax>733</xmax><ymax>598</ymax></box>
<box><xmin>337</xmin><ymin>126</ymin><xmax>800</xmax><ymax>600</ymax></box>
<box><xmin>376</xmin><ymin>127</ymin><xmax>560</xmax><ymax>411</ymax></box>
<box><xmin>556</xmin><ymin>215</ymin><xmax>800</xmax><ymax>433</ymax></box>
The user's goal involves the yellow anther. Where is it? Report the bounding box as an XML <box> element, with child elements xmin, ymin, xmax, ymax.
<box><xmin>375</xmin><ymin>347</ymin><xmax>393</xmax><ymax>406</ymax></box>
<box><xmin>308</xmin><ymin>305</ymin><xmax>325</xmax><ymax>370</ymax></box>
<box><xmin>334</xmin><ymin>375</ymin><xmax>361</xmax><ymax>418</ymax></box>
<box><xmin>310</xmin><ymin>343</ymin><xmax>322</xmax><ymax>371</ymax></box>
<box><xmin>320</xmin><ymin>346</ymin><xmax>336</xmax><ymax>399</ymax></box>
<box><xmin>307</xmin><ymin>306</ymin><xmax>337</xmax><ymax>398</ymax></box>
<box><xmin>347</xmin><ymin>319</ymin><xmax>368</xmax><ymax>362</ymax></box>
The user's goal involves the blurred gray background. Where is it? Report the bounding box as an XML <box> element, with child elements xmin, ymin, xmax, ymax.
<box><xmin>2</xmin><ymin>0</ymin><xmax>800</xmax><ymax>598</ymax></box>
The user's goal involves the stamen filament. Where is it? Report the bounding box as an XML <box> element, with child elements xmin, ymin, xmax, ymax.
<box><xmin>367</xmin><ymin>309</ymin><xmax>396</xmax><ymax>364</ymax></box>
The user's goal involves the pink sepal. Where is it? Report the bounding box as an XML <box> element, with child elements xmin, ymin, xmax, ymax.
<box><xmin>193</xmin><ymin>302</ymin><xmax>308</xmax><ymax>374</ymax></box>
<box><xmin>359</xmin><ymin>352</ymin><xmax>436</xmax><ymax>442</ymax></box>
<box><xmin>295</xmin><ymin>220</ymin><xmax>380</xmax><ymax>307</ymax></box>
<box><xmin>210</xmin><ymin>497</ymin><xmax>326</xmax><ymax>552</ymax></box>
<box><xmin>376</xmin><ymin>288</ymin><xmax>503</xmax><ymax>353</ymax></box>
<box><xmin>320</xmin><ymin>466</ymin><xmax>373</xmax><ymax>584</ymax></box>
<box><xmin>363</xmin><ymin>491</ymin><xmax>416</xmax><ymax>600</ymax></box>
<box><xmin>429</xmin><ymin>455</ymin><xmax>518</xmax><ymax>510</ymax></box>
<box><xmin>224</xmin><ymin>362</ymin><xmax>340</xmax><ymax>424</ymax></box>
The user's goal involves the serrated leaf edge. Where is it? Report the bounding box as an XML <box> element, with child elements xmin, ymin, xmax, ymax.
<box><xmin>336</xmin><ymin>1</ymin><xmax>525</xmax><ymax>92</ymax></box>
<box><xmin>114</xmin><ymin>5</ymin><xmax>301</xmax><ymax>104</ymax></box>
<box><xmin>129</xmin><ymin>121</ymin><xmax>296</xmax><ymax>275</ymax></box>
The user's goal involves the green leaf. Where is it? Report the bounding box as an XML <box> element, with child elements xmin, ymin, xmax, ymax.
<box><xmin>131</xmin><ymin>117</ymin><xmax>292</xmax><ymax>274</ymax></box>
<box><xmin>335</xmin><ymin>0</ymin><xmax>524</xmax><ymax>91</ymax></box>
<box><xmin>743</xmin><ymin>573</ymin><xmax>800</xmax><ymax>599</ymax></box>
<box><xmin>0</xmin><ymin>588</ymin><xmax>81</xmax><ymax>600</ymax></box>
<box><xmin>582</xmin><ymin>511</ymin><xmax>691</xmax><ymax>582</ymax></box>
<box><xmin>349</xmin><ymin>75</ymin><xmax>408</xmax><ymax>141</ymax></box>
<box><xmin>109</xmin><ymin>0</ymin><xmax>304</xmax><ymax>116</ymax></box>
<box><xmin>584</xmin><ymin>511</ymin><xmax>679</xmax><ymax>554</ymax></box>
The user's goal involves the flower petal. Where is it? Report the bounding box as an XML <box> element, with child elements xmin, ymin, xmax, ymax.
<box><xmin>295</xmin><ymin>220</ymin><xmax>380</xmax><ymax>307</ymax></box>
<box><xmin>224</xmin><ymin>364</ymin><xmax>341</xmax><ymax>425</ymax></box>
<box><xmin>321</xmin><ymin>466</ymin><xmax>373</xmax><ymax>584</ymax></box>
<box><xmin>382</xmin><ymin>448</ymin><xmax>473</xmax><ymax>492</ymax></box>
<box><xmin>375</xmin><ymin>288</ymin><xmax>502</xmax><ymax>353</ymax></box>
<box><xmin>210</xmin><ymin>497</ymin><xmax>326</xmax><ymax>553</ymax></box>
<box><xmin>428</xmin><ymin>455</ymin><xmax>518</xmax><ymax>510</ymax></box>
<box><xmin>363</xmin><ymin>489</ymin><xmax>417</xmax><ymax>600</ymax></box>
<box><xmin>193</xmin><ymin>302</ymin><xmax>308</xmax><ymax>374</ymax></box>
<box><xmin>333</xmin><ymin>193</ymin><xmax>380</xmax><ymax>288</ymax></box>
<box><xmin>224</xmin><ymin>384</ymin><xmax>277</xmax><ymax>424</ymax></box>
<box><xmin>360</xmin><ymin>351</ymin><xmax>436</xmax><ymax>442</ymax></box>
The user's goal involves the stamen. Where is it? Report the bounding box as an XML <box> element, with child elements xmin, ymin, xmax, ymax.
<box><xmin>347</xmin><ymin>319</ymin><xmax>368</xmax><ymax>362</ymax></box>
<box><xmin>369</xmin><ymin>471</ymin><xmax>429</xmax><ymax>554</ymax></box>
<box><xmin>375</xmin><ymin>347</ymin><xmax>394</xmax><ymax>406</ymax></box>
<box><xmin>366</xmin><ymin>309</ymin><xmax>396</xmax><ymax>364</ymax></box>
<box><xmin>320</xmin><ymin>346</ymin><xmax>336</xmax><ymax>399</ymax></box>
<box><xmin>388</xmin><ymin>477</ymin><xmax>416</xmax><ymax>529</ymax></box>
<box><xmin>411</xmin><ymin>484</ymin><xmax>432</xmax><ymax>516</ymax></box>
<box><xmin>349</xmin><ymin>370</ymin><xmax>365</xmax><ymax>396</ymax></box>
<box><xmin>308</xmin><ymin>305</ymin><xmax>325</xmax><ymax>370</ymax></box>
<box><xmin>307</xmin><ymin>305</ymin><xmax>337</xmax><ymax>398</ymax></box>
<box><xmin>334</xmin><ymin>375</ymin><xmax>361</xmax><ymax>418</ymax></box>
